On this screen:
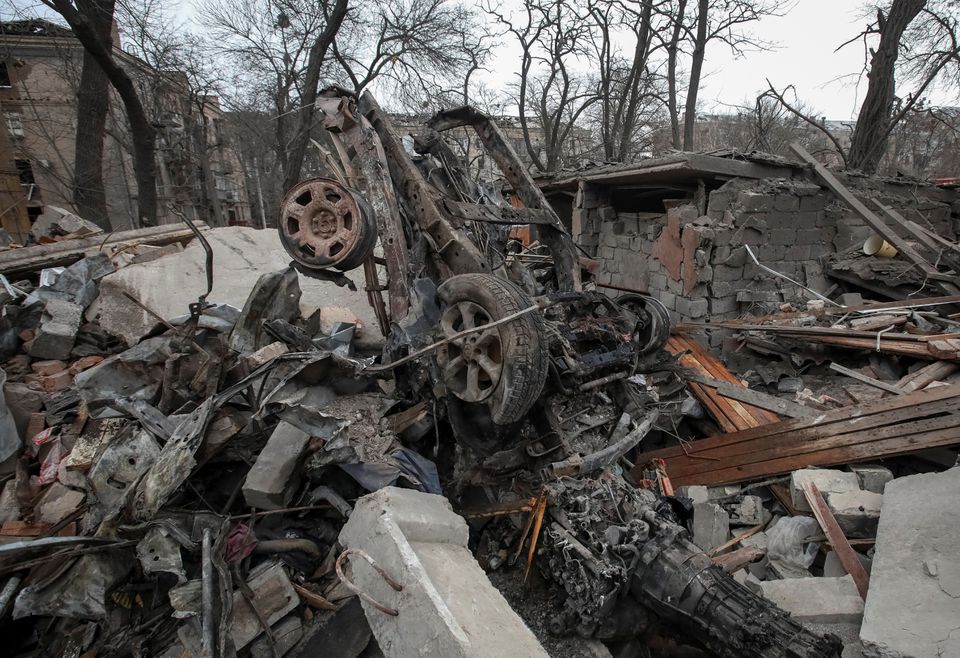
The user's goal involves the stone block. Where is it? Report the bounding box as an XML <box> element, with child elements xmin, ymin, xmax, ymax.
<box><xmin>677</xmin><ymin>485</ymin><xmax>709</xmax><ymax>504</ymax></box>
<box><xmin>339</xmin><ymin>487</ymin><xmax>548</xmax><ymax>658</ymax></box>
<box><xmin>31</xmin><ymin>360</ymin><xmax>67</xmax><ymax>376</ymax></box>
<box><xmin>827</xmin><ymin>490</ymin><xmax>882</xmax><ymax>538</ymax></box>
<box><xmin>676</xmin><ymin>297</ymin><xmax>708</xmax><ymax>319</ymax></box>
<box><xmin>738</xmin><ymin>191</ymin><xmax>774</xmax><ymax>212</ymax></box>
<box><xmin>712</xmin><ymin>264</ymin><xmax>745</xmax><ymax>282</ymax></box>
<box><xmin>242</xmin><ymin>421</ymin><xmax>311</xmax><ymax>510</ymax></box>
<box><xmin>860</xmin><ymin>468</ymin><xmax>960</xmax><ymax>658</ymax></box>
<box><xmin>708</xmin><ymin>295</ymin><xmax>740</xmax><ymax>316</ymax></box>
<box><xmin>773</xmin><ymin>194</ymin><xmax>800</xmax><ymax>212</ymax></box>
<box><xmin>799</xmin><ymin>195</ymin><xmax>826</xmax><ymax>211</ymax></box>
<box><xmin>790</xmin><ymin>468</ymin><xmax>861</xmax><ymax>513</ymax></box>
<box><xmin>691</xmin><ymin>502</ymin><xmax>729</xmax><ymax>551</ymax></box>
<box><xmin>30</xmin><ymin>299</ymin><xmax>82</xmax><ymax>361</ymax></box>
<box><xmin>848</xmin><ymin>464</ymin><xmax>893</xmax><ymax>494</ymax></box>
<box><xmin>3</xmin><ymin>382</ymin><xmax>44</xmax><ymax>439</ymax></box>
<box><xmin>759</xmin><ymin>576</ymin><xmax>864</xmax><ymax>623</ymax></box>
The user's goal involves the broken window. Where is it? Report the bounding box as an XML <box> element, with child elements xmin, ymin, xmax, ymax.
<box><xmin>5</xmin><ymin>111</ymin><xmax>24</xmax><ymax>139</ymax></box>
<box><xmin>0</xmin><ymin>61</ymin><xmax>11</xmax><ymax>88</ymax></box>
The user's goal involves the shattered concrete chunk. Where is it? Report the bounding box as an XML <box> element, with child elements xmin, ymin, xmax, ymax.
<box><xmin>242</xmin><ymin>421</ymin><xmax>311</xmax><ymax>510</ymax></box>
<box><xmin>29</xmin><ymin>298</ymin><xmax>82</xmax><ymax>361</ymax></box>
<box><xmin>339</xmin><ymin>487</ymin><xmax>549</xmax><ymax>658</ymax></box>
<box><xmin>790</xmin><ymin>468</ymin><xmax>860</xmax><ymax>513</ymax></box>
<box><xmin>826</xmin><ymin>490</ymin><xmax>882</xmax><ymax>538</ymax></box>
<box><xmin>860</xmin><ymin>468</ymin><xmax>960</xmax><ymax>658</ymax></box>
<box><xmin>759</xmin><ymin>575</ymin><xmax>864</xmax><ymax>624</ymax></box>
<box><xmin>691</xmin><ymin>502</ymin><xmax>730</xmax><ymax>551</ymax></box>
<box><xmin>849</xmin><ymin>464</ymin><xmax>893</xmax><ymax>494</ymax></box>
<box><xmin>89</xmin><ymin>227</ymin><xmax>382</xmax><ymax>347</ymax></box>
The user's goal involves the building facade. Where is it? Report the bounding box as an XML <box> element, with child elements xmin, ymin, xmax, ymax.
<box><xmin>0</xmin><ymin>19</ymin><xmax>251</xmax><ymax>241</ymax></box>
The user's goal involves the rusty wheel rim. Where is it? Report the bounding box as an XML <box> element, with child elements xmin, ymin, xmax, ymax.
<box><xmin>437</xmin><ymin>301</ymin><xmax>503</xmax><ymax>402</ymax></box>
<box><xmin>280</xmin><ymin>178</ymin><xmax>363</xmax><ymax>268</ymax></box>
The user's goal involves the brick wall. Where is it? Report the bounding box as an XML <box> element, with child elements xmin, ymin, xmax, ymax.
<box><xmin>578</xmin><ymin>176</ymin><xmax>958</xmax><ymax>329</ymax></box>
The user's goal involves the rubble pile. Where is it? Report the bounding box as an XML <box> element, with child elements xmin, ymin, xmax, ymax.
<box><xmin>1</xmin><ymin>87</ymin><xmax>959</xmax><ymax>658</ymax></box>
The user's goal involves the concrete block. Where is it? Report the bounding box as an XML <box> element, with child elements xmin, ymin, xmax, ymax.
<box><xmin>738</xmin><ymin>191</ymin><xmax>774</xmax><ymax>212</ymax></box>
<box><xmin>691</xmin><ymin>502</ymin><xmax>729</xmax><ymax>552</ymax></box>
<box><xmin>676</xmin><ymin>485</ymin><xmax>709</xmax><ymax>504</ymax></box>
<box><xmin>823</xmin><ymin>550</ymin><xmax>872</xmax><ymax>578</ymax></box>
<box><xmin>676</xmin><ymin>297</ymin><xmax>708</xmax><ymax>319</ymax></box>
<box><xmin>860</xmin><ymin>468</ymin><xmax>960</xmax><ymax>658</ymax></box>
<box><xmin>774</xmin><ymin>194</ymin><xmax>800</xmax><ymax>212</ymax></box>
<box><xmin>242</xmin><ymin>421</ymin><xmax>311</xmax><ymax>510</ymax></box>
<box><xmin>30</xmin><ymin>299</ymin><xmax>82</xmax><ymax>361</ymax></box>
<box><xmin>799</xmin><ymin>195</ymin><xmax>826</xmax><ymax>211</ymax></box>
<box><xmin>790</xmin><ymin>468</ymin><xmax>861</xmax><ymax>513</ymax></box>
<box><xmin>729</xmin><ymin>495</ymin><xmax>767</xmax><ymax>526</ymax></box>
<box><xmin>3</xmin><ymin>382</ymin><xmax>44</xmax><ymax>439</ymax></box>
<box><xmin>759</xmin><ymin>576</ymin><xmax>864</xmax><ymax>623</ymax></box>
<box><xmin>708</xmin><ymin>295</ymin><xmax>740</xmax><ymax>316</ymax></box>
<box><xmin>339</xmin><ymin>487</ymin><xmax>548</xmax><ymax>658</ymax></box>
<box><xmin>849</xmin><ymin>465</ymin><xmax>893</xmax><ymax>494</ymax></box>
<box><xmin>712</xmin><ymin>264</ymin><xmax>744</xmax><ymax>282</ymax></box>
<box><xmin>827</xmin><ymin>490</ymin><xmax>882</xmax><ymax>538</ymax></box>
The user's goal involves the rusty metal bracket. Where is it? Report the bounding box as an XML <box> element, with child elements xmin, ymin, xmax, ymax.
<box><xmin>335</xmin><ymin>547</ymin><xmax>403</xmax><ymax>616</ymax></box>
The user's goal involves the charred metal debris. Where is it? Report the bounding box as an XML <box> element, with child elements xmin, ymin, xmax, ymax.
<box><xmin>4</xmin><ymin>86</ymin><xmax>960</xmax><ymax>658</ymax></box>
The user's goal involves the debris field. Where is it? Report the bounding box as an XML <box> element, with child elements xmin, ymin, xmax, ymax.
<box><xmin>1</xmin><ymin>90</ymin><xmax>959</xmax><ymax>658</ymax></box>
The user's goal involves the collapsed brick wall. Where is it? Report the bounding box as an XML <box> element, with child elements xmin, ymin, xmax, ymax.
<box><xmin>576</xmin><ymin>176</ymin><xmax>959</xmax><ymax>329</ymax></box>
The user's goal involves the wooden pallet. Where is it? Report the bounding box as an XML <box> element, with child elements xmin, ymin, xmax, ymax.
<box><xmin>636</xmin><ymin>384</ymin><xmax>960</xmax><ymax>486</ymax></box>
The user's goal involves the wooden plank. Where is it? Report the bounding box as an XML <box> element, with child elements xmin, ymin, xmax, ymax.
<box><xmin>829</xmin><ymin>363</ymin><xmax>904</xmax><ymax>395</ymax></box>
<box><xmin>667</xmin><ymin>408</ymin><xmax>960</xmax><ymax>481</ymax></box>
<box><xmin>709</xmin><ymin>524</ymin><xmax>764</xmax><ymax>556</ymax></box>
<box><xmin>641</xmin><ymin>384</ymin><xmax>960</xmax><ymax>461</ymax></box>
<box><xmin>667</xmin><ymin>426</ymin><xmax>960</xmax><ymax>486</ymax></box>
<box><xmin>686</xmin><ymin>373</ymin><xmax>813</xmax><ymax>419</ymax></box>
<box><xmin>803</xmin><ymin>483</ymin><xmax>869</xmax><ymax>600</ymax></box>
<box><xmin>897</xmin><ymin>361</ymin><xmax>959</xmax><ymax>392</ymax></box>
<box><xmin>0</xmin><ymin>223</ymin><xmax>205</xmax><ymax>276</ymax></box>
<box><xmin>791</xmin><ymin>142</ymin><xmax>960</xmax><ymax>296</ymax></box>
<box><xmin>668</xmin><ymin>336</ymin><xmax>777</xmax><ymax>429</ymax></box>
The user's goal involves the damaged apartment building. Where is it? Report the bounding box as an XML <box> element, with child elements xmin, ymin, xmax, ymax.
<box><xmin>0</xmin><ymin>19</ymin><xmax>252</xmax><ymax>241</ymax></box>
<box><xmin>540</xmin><ymin>152</ymin><xmax>959</xmax><ymax>335</ymax></box>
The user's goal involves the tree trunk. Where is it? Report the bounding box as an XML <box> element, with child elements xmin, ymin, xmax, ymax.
<box><xmin>847</xmin><ymin>0</ymin><xmax>926</xmax><ymax>174</ymax></box>
<box><xmin>682</xmin><ymin>0</ymin><xmax>708</xmax><ymax>151</ymax></box>
<box><xmin>46</xmin><ymin>0</ymin><xmax>158</xmax><ymax>226</ymax></box>
<box><xmin>282</xmin><ymin>0</ymin><xmax>348</xmax><ymax>191</ymax></box>
<box><xmin>72</xmin><ymin>0</ymin><xmax>111</xmax><ymax>230</ymax></box>
<box><xmin>666</xmin><ymin>0</ymin><xmax>687</xmax><ymax>150</ymax></box>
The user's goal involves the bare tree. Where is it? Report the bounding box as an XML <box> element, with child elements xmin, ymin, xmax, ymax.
<box><xmin>40</xmin><ymin>0</ymin><xmax>159</xmax><ymax>226</ymax></box>
<box><xmin>72</xmin><ymin>0</ymin><xmax>112</xmax><ymax>229</ymax></box>
<box><xmin>765</xmin><ymin>1</ymin><xmax>959</xmax><ymax>174</ymax></box>
<box><xmin>587</xmin><ymin>0</ymin><xmax>667</xmax><ymax>162</ymax></box>
<box><xmin>330</xmin><ymin>0</ymin><xmax>489</xmax><ymax>111</ymax></box>
<box><xmin>656</xmin><ymin>0</ymin><xmax>780</xmax><ymax>150</ymax></box>
<box><xmin>487</xmin><ymin>0</ymin><xmax>600</xmax><ymax>172</ymax></box>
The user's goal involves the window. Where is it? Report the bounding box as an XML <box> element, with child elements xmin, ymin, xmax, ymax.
<box><xmin>15</xmin><ymin>160</ymin><xmax>35</xmax><ymax>186</ymax></box>
<box><xmin>0</xmin><ymin>62</ymin><xmax>10</xmax><ymax>88</ymax></box>
<box><xmin>4</xmin><ymin>111</ymin><xmax>24</xmax><ymax>139</ymax></box>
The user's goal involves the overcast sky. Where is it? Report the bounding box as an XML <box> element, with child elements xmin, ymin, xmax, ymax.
<box><xmin>476</xmin><ymin>0</ymin><xmax>928</xmax><ymax>122</ymax></box>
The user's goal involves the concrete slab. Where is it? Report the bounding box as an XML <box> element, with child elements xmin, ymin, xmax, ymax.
<box><xmin>242</xmin><ymin>421</ymin><xmax>311</xmax><ymax>510</ymax></box>
<box><xmin>759</xmin><ymin>576</ymin><xmax>864</xmax><ymax>623</ymax></box>
<box><xmin>860</xmin><ymin>468</ymin><xmax>960</xmax><ymax>658</ymax></box>
<box><xmin>89</xmin><ymin>227</ymin><xmax>382</xmax><ymax>348</ymax></box>
<box><xmin>339</xmin><ymin>487</ymin><xmax>548</xmax><ymax>658</ymax></box>
<box><xmin>691</xmin><ymin>502</ymin><xmax>730</xmax><ymax>551</ymax></box>
<box><xmin>849</xmin><ymin>465</ymin><xmax>893</xmax><ymax>494</ymax></box>
<box><xmin>790</xmin><ymin>468</ymin><xmax>861</xmax><ymax>512</ymax></box>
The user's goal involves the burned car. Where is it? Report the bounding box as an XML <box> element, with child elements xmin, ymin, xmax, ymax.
<box><xmin>276</xmin><ymin>89</ymin><xmax>842</xmax><ymax>657</ymax></box>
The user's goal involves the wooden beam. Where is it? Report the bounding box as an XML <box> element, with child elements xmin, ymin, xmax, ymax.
<box><xmin>686</xmin><ymin>373</ymin><xmax>816</xmax><ymax>419</ymax></box>
<box><xmin>803</xmin><ymin>483</ymin><xmax>869</xmax><ymax>601</ymax></box>
<box><xmin>828</xmin><ymin>363</ymin><xmax>904</xmax><ymax>395</ymax></box>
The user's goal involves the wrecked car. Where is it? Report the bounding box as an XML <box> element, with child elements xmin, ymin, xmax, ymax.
<box><xmin>275</xmin><ymin>88</ymin><xmax>843</xmax><ymax>657</ymax></box>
